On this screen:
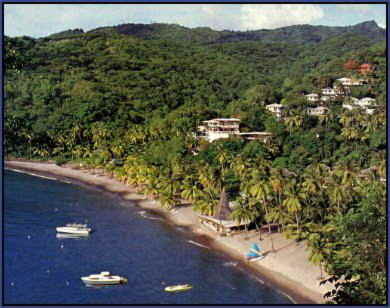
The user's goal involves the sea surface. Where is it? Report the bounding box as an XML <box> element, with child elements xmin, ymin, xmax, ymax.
<box><xmin>4</xmin><ymin>170</ymin><xmax>292</xmax><ymax>304</ymax></box>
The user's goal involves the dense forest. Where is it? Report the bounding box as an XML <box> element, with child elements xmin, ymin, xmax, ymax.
<box><xmin>4</xmin><ymin>21</ymin><xmax>386</xmax><ymax>304</ymax></box>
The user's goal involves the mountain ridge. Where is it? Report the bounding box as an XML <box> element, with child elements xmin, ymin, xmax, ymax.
<box><xmin>42</xmin><ymin>20</ymin><xmax>385</xmax><ymax>45</ymax></box>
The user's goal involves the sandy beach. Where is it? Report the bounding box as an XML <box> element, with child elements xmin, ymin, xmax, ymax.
<box><xmin>5</xmin><ymin>160</ymin><xmax>333</xmax><ymax>304</ymax></box>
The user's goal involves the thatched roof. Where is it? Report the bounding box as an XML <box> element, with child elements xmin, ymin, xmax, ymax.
<box><xmin>214</xmin><ymin>189</ymin><xmax>232</xmax><ymax>220</ymax></box>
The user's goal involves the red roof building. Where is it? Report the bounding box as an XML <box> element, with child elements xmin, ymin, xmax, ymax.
<box><xmin>358</xmin><ymin>63</ymin><xmax>374</xmax><ymax>75</ymax></box>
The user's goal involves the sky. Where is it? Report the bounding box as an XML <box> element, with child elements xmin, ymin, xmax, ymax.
<box><xmin>4</xmin><ymin>3</ymin><xmax>387</xmax><ymax>38</ymax></box>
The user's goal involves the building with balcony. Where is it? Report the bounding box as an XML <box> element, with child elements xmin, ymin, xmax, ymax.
<box><xmin>266</xmin><ymin>104</ymin><xmax>285</xmax><ymax>119</ymax></box>
<box><xmin>342</xmin><ymin>97</ymin><xmax>376</xmax><ymax>114</ymax></box>
<box><xmin>305</xmin><ymin>93</ymin><xmax>319</xmax><ymax>102</ymax></box>
<box><xmin>197</xmin><ymin>118</ymin><xmax>241</xmax><ymax>142</ymax></box>
<box><xmin>336</xmin><ymin>77</ymin><xmax>365</xmax><ymax>86</ymax></box>
<box><xmin>238</xmin><ymin>132</ymin><xmax>273</xmax><ymax>143</ymax></box>
<box><xmin>321</xmin><ymin>87</ymin><xmax>336</xmax><ymax>96</ymax></box>
<box><xmin>307</xmin><ymin>106</ymin><xmax>329</xmax><ymax>116</ymax></box>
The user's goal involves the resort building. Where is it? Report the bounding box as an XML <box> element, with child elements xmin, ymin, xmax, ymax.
<box><xmin>342</xmin><ymin>97</ymin><xmax>376</xmax><ymax>114</ymax></box>
<box><xmin>305</xmin><ymin>93</ymin><xmax>319</xmax><ymax>102</ymax></box>
<box><xmin>321</xmin><ymin>86</ymin><xmax>346</xmax><ymax>100</ymax></box>
<box><xmin>336</xmin><ymin>77</ymin><xmax>365</xmax><ymax>86</ymax></box>
<box><xmin>342</xmin><ymin>103</ymin><xmax>354</xmax><ymax>111</ymax></box>
<box><xmin>320</xmin><ymin>96</ymin><xmax>331</xmax><ymax>102</ymax></box>
<box><xmin>198</xmin><ymin>193</ymin><xmax>251</xmax><ymax>234</ymax></box>
<box><xmin>239</xmin><ymin>132</ymin><xmax>273</xmax><ymax>143</ymax></box>
<box><xmin>307</xmin><ymin>106</ymin><xmax>329</xmax><ymax>116</ymax></box>
<box><xmin>196</xmin><ymin>118</ymin><xmax>274</xmax><ymax>144</ymax></box>
<box><xmin>358</xmin><ymin>63</ymin><xmax>374</xmax><ymax>75</ymax></box>
<box><xmin>197</xmin><ymin>118</ymin><xmax>240</xmax><ymax>142</ymax></box>
<box><xmin>357</xmin><ymin>97</ymin><xmax>376</xmax><ymax>107</ymax></box>
<box><xmin>266</xmin><ymin>104</ymin><xmax>285</xmax><ymax>119</ymax></box>
<box><xmin>321</xmin><ymin>87</ymin><xmax>336</xmax><ymax>96</ymax></box>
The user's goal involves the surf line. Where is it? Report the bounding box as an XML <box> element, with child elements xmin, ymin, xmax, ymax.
<box><xmin>187</xmin><ymin>240</ymin><xmax>209</xmax><ymax>249</ymax></box>
<box><xmin>6</xmin><ymin>167</ymin><xmax>71</xmax><ymax>184</ymax></box>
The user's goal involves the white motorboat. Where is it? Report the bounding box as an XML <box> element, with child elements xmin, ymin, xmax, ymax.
<box><xmin>165</xmin><ymin>284</ymin><xmax>193</xmax><ymax>292</ymax></box>
<box><xmin>81</xmin><ymin>271</ymin><xmax>127</xmax><ymax>285</ymax></box>
<box><xmin>56</xmin><ymin>223</ymin><xmax>91</xmax><ymax>235</ymax></box>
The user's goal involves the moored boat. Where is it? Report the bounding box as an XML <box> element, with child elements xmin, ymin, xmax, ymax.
<box><xmin>56</xmin><ymin>223</ymin><xmax>91</xmax><ymax>235</ymax></box>
<box><xmin>81</xmin><ymin>271</ymin><xmax>127</xmax><ymax>285</ymax></box>
<box><xmin>164</xmin><ymin>284</ymin><xmax>193</xmax><ymax>292</ymax></box>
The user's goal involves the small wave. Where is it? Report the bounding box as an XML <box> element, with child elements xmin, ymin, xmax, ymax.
<box><xmin>254</xmin><ymin>277</ymin><xmax>264</xmax><ymax>284</ymax></box>
<box><xmin>223</xmin><ymin>261</ymin><xmax>238</xmax><ymax>267</ymax></box>
<box><xmin>7</xmin><ymin>168</ymin><xmax>57</xmax><ymax>181</ymax></box>
<box><xmin>60</xmin><ymin>180</ymin><xmax>72</xmax><ymax>184</ymax></box>
<box><xmin>276</xmin><ymin>289</ymin><xmax>296</xmax><ymax>304</ymax></box>
<box><xmin>138</xmin><ymin>211</ymin><xmax>163</xmax><ymax>221</ymax></box>
<box><xmin>187</xmin><ymin>240</ymin><xmax>209</xmax><ymax>249</ymax></box>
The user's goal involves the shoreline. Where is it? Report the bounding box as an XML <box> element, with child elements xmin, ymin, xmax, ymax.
<box><xmin>5</xmin><ymin>160</ymin><xmax>332</xmax><ymax>304</ymax></box>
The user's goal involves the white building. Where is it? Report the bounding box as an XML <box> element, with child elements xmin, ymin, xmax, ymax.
<box><xmin>357</xmin><ymin>97</ymin><xmax>376</xmax><ymax>107</ymax></box>
<box><xmin>197</xmin><ymin>118</ymin><xmax>241</xmax><ymax>142</ymax></box>
<box><xmin>307</xmin><ymin>106</ymin><xmax>329</xmax><ymax>116</ymax></box>
<box><xmin>336</xmin><ymin>77</ymin><xmax>364</xmax><ymax>86</ymax></box>
<box><xmin>266</xmin><ymin>104</ymin><xmax>285</xmax><ymax>119</ymax></box>
<box><xmin>321</xmin><ymin>96</ymin><xmax>330</xmax><ymax>102</ymax></box>
<box><xmin>321</xmin><ymin>87</ymin><xmax>336</xmax><ymax>96</ymax></box>
<box><xmin>238</xmin><ymin>132</ymin><xmax>273</xmax><ymax>143</ymax></box>
<box><xmin>305</xmin><ymin>93</ymin><xmax>319</xmax><ymax>102</ymax></box>
<box><xmin>196</xmin><ymin>119</ymin><xmax>275</xmax><ymax>143</ymax></box>
<box><xmin>342</xmin><ymin>97</ymin><xmax>376</xmax><ymax>114</ymax></box>
<box><xmin>342</xmin><ymin>103</ymin><xmax>354</xmax><ymax>111</ymax></box>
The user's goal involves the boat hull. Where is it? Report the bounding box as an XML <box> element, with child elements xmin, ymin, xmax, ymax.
<box><xmin>165</xmin><ymin>285</ymin><xmax>192</xmax><ymax>292</ymax></box>
<box><xmin>81</xmin><ymin>276</ymin><xmax>125</xmax><ymax>285</ymax></box>
<box><xmin>248</xmin><ymin>255</ymin><xmax>264</xmax><ymax>262</ymax></box>
<box><xmin>56</xmin><ymin>227</ymin><xmax>90</xmax><ymax>235</ymax></box>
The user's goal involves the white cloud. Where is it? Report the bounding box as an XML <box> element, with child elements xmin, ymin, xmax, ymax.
<box><xmin>4</xmin><ymin>4</ymin><xmax>243</xmax><ymax>37</ymax></box>
<box><xmin>240</xmin><ymin>4</ymin><xmax>324</xmax><ymax>30</ymax></box>
<box><xmin>5</xmin><ymin>4</ymin><xmax>139</xmax><ymax>37</ymax></box>
<box><xmin>335</xmin><ymin>4</ymin><xmax>375</xmax><ymax>12</ymax></box>
<box><xmin>199</xmin><ymin>4</ymin><xmax>241</xmax><ymax>30</ymax></box>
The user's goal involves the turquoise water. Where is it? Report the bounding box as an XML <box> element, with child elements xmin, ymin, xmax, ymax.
<box><xmin>4</xmin><ymin>170</ymin><xmax>291</xmax><ymax>304</ymax></box>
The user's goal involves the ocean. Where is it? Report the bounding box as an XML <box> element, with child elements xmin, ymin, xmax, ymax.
<box><xmin>4</xmin><ymin>169</ymin><xmax>291</xmax><ymax>304</ymax></box>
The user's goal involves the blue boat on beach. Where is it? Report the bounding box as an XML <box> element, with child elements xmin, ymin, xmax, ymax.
<box><xmin>246</xmin><ymin>243</ymin><xmax>264</xmax><ymax>262</ymax></box>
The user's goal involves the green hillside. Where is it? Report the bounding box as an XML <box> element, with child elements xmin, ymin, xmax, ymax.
<box><xmin>86</xmin><ymin>20</ymin><xmax>385</xmax><ymax>45</ymax></box>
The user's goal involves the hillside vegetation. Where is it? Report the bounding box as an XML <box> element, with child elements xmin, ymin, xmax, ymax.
<box><xmin>5</xmin><ymin>21</ymin><xmax>386</xmax><ymax>304</ymax></box>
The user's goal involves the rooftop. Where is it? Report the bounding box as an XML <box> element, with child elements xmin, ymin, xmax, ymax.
<box><xmin>239</xmin><ymin>132</ymin><xmax>273</xmax><ymax>136</ymax></box>
<box><xmin>202</xmin><ymin>118</ymin><xmax>241</xmax><ymax>123</ymax></box>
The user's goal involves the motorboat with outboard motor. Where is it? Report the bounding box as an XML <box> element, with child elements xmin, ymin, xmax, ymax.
<box><xmin>81</xmin><ymin>271</ymin><xmax>127</xmax><ymax>285</ymax></box>
<box><xmin>56</xmin><ymin>223</ymin><xmax>91</xmax><ymax>235</ymax></box>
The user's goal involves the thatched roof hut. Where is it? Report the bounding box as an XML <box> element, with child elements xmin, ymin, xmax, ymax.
<box><xmin>198</xmin><ymin>189</ymin><xmax>251</xmax><ymax>233</ymax></box>
<box><xmin>214</xmin><ymin>189</ymin><xmax>232</xmax><ymax>221</ymax></box>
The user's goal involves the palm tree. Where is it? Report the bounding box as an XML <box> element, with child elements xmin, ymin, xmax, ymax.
<box><xmin>181</xmin><ymin>175</ymin><xmax>203</xmax><ymax>202</ymax></box>
<box><xmin>307</xmin><ymin>231</ymin><xmax>328</xmax><ymax>280</ymax></box>
<box><xmin>282</xmin><ymin>180</ymin><xmax>305</xmax><ymax>237</ymax></box>
<box><xmin>230</xmin><ymin>201</ymin><xmax>255</xmax><ymax>233</ymax></box>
